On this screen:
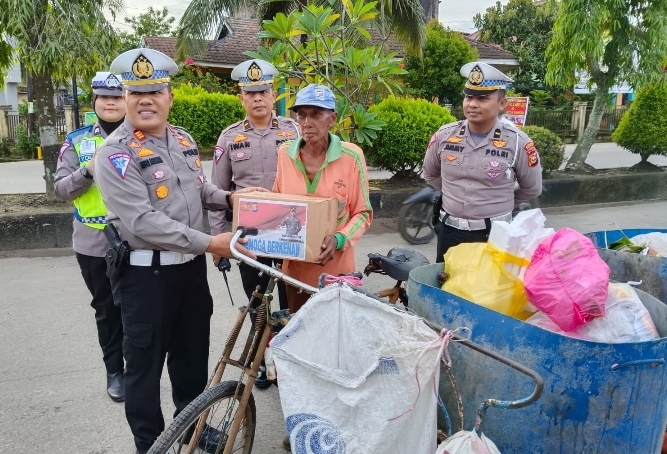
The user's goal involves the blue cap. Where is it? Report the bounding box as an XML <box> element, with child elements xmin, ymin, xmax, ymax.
<box><xmin>290</xmin><ymin>84</ymin><xmax>336</xmax><ymax>111</ymax></box>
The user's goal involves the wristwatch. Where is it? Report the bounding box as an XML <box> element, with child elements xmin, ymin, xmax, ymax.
<box><xmin>80</xmin><ymin>166</ymin><xmax>93</xmax><ymax>180</ymax></box>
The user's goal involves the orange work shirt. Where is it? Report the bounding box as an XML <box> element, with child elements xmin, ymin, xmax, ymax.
<box><xmin>273</xmin><ymin>133</ymin><xmax>373</xmax><ymax>287</ymax></box>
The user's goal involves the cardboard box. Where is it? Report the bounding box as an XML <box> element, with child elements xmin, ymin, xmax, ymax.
<box><xmin>232</xmin><ymin>191</ymin><xmax>338</xmax><ymax>262</ymax></box>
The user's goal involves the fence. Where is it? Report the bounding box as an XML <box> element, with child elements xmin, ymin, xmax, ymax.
<box><xmin>4</xmin><ymin>112</ymin><xmax>86</xmax><ymax>142</ymax></box>
<box><xmin>447</xmin><ymin>104</ymin><xmax>629</xmax><ymax>141</ymax></box>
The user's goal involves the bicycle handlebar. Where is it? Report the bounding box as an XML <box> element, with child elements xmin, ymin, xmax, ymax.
<box><xmin>229</xmin><ymin>227</ymin><xmax>320</xmax><ymax>295</ymax></box>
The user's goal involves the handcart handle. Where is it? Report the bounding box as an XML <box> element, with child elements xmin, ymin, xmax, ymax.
<box><xmin>230</xmin><ymin>227</ymin><xmax>319</xmax><ymax>295</ymax></box>
<box><xmin>421</xmin><ymin>318</ymin><xmax>544</xmax><ymax>433</ymax></box>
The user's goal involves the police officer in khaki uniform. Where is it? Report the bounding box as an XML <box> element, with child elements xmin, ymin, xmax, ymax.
<box><xmin>423</xmin><ymin>62</ymin><xmax>542</xmax><ymax>262</ymax></box>
<box><xmin>209</xmin><ymin>59</ymin><xmax>300</xmax><ymax>313</ymax></box>
<box><xmin>94</xmin><ymin>48</ymin><xmax>266</xmax><ymax>454</ymax></box>
<box><xmin>54</xmin><ymin>71</ymin><xmax>126</xmax><ymax>402</ymax></box>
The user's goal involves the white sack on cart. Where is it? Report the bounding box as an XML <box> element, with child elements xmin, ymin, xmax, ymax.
<box><xmin>434</xmin><ymin>429</ymin><xmax>501</xmax><ymax>454</ymax></box>
<box><xmin>271</xmin><ymin>284</ymin><xmax>441</xmax><ymax>454</ymax></box>
<box><xmin>526</xmin><ymin>283</ymin><xmax>659</xmax><ymax>343</ymax></box>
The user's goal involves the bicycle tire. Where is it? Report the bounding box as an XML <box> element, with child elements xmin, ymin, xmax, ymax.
<box><xmin>398</xmin><ymin>202</ymin><xmax>436</xmax><ymax>244</ymax></box>
<box><xmin>148</xmin><ymin>381</ymin><xmax>256</xmax><ymax>454</ymax></box>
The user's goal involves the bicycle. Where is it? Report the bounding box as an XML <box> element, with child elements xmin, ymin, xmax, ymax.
<box><xmin>148</xmin><ymin>226</ymin><xmax>543</xmax><ymax>454</ymax></box>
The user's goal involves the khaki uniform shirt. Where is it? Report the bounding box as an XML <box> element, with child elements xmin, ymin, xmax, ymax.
<box><xmin>54</xmin><ymin>123</ymin><xmax>109</xmax><ymax>257</ymax></box>
<box><xmin>423</xmin><ymin>119</ymin><xmax>542</xmax><ymax>219</ymax></box>
<box><xmin>95</xmin><ymin>119</ymin><xmax>229</xmax><ymax>254</ymax></box>
<box><xmin>209</xmin><ymin>115</ymin><xmax>300</xmax><ymax>235</ymax></box>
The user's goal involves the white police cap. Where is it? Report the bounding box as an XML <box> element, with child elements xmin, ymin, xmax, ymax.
<box><xmin>91</xmin><ymin>71</ymin><xmax>123</xmax><ymax>96</ymax></box>
<box><xmin>460</xmin><ymin>61</ymin><xmax>513</xmax><ymax>96</ymax></box>
<box><xmin>110</xmin><ymin>48</ymin><xmax>179</xmax><ymax>92</ymax></box>
<box><xmin>231</xmin><ymin>59</ymin><xmax>278</xmax><ymax>92</ymax></box>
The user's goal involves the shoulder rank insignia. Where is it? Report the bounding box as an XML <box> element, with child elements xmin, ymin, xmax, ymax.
<box><xmin>447</xmin><ymin>136</ymin><xmax>463</xmax><ymax>143</ymax></box>
<box><xmin>492</xmin><ymin>140</ymin><xmax>507</xmax><ymax>148</ymax></box>
<box><xmin>234</xmin><ymin>134</ymin><xmax>248</xmax><ymax>142</ymax></box>
<box><xmin>271</xmin><ymin>118</ymin><xmax>279</xmax><ymax>128</ymax></box>
<box><xmin>493</xmin><ymin>128</ymin><xmax>502</xmax><ymax>139</ymax></box>
<box><xmin>243</xmin><ymin>120</ymin><xmax>251</xmax><ymax>131</ymax></box>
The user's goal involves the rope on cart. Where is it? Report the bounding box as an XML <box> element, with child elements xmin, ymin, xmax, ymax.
<box><xmin>611</xmin><ymin>358</ymin><xmax>664</xmax><ymax>371</ymax></box>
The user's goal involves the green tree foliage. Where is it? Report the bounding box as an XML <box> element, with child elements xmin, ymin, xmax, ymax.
<box><xmin>247</xmin><ymin>1</ymin><xmax>405</xmax><ymax>146</ymax></box>
<box><xmin>117</xmin><ymin>7</ymin><xmax>177</xmax><ymax>54</ymax></box>
<box><xmin>367</xmin><ymin>97</ymin><xmax>455</xmax><ymax>177</ymax></box>
<box><xmin>612</xmin><ymin>84</ymin><xmax>667</xmax><ymax>162</ymax></box>
<box><xmin>170</xmin><ymin>61</ymin><xmax>238</xmax><ymax>95</ymax></box>
<box><xmin>0</xmin><ymin>0</ymin><xmax>122</xmax><ymax>196</ymax></box>
<box><xmin>521</xmin><ymin>125</ymin><xmax>564</xmax><ymax>173</ymax></box>
<box><xmin>403</xmin><ymin>20</ymin><xmax>478</xmax><ymax>106</ymax></box>
<box><xmin>545</xmin><ymin>0</ymin><xmax>667</xmax><ymax>171</ymax></box>
<box><xmin>175</xmin><ymin>0</ymin><xmax>424</xmax><ymax>61</ymax></box>
<box><xmin>473</xmin><ymin>0</ymin><xmax>557</xmax><ymax>94</ymax></box>
<box><xmin>168</xmin><ymin>85</ymin><xmax>245</xmax><ymax>148</ymax></box>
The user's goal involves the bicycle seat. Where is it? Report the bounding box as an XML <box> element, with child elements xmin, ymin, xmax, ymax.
<box><xmin>365</xmin><ymin>247</ymin><xmax>430</xmax><ymax>282</ymax></box>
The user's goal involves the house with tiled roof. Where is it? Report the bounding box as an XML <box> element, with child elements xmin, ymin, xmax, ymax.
<box><xmin>462</xmin><ymin>32</ymin><xmax>518</xmax><ymax>72</ymax></box>
<box><xmin>143</xmin><ymin>17</ymin><xmax>519</xmax><ymax>76</ymax></box>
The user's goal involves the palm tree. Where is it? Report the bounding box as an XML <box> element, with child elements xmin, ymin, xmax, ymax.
<box><xmin>174</xmin><ymin>0</ymin><xmax>425</xmax><ymax>60</ymax></box>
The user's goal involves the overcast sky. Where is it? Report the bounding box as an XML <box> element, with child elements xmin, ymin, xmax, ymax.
<box><xmin>110</xmin><ymin>0</ymin><xmax>508</xmax><ymax>35</ymax></box>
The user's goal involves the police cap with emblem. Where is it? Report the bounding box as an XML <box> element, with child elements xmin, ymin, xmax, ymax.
<box><xmin>91</xmin><ymin>71</ymin><xmax>123</xmax><ymax>96</ymax></box>
<box><xmin>460</xmin><ymin>61</ymin><xmax>513</xmax><ymax>96</ymax></box>
<box><xmin>231</xmin><ymin>59</ymin><xmax>278</xmax><ymax>92</ymax></box>
<box><xmin>110</xmin><ymin>48</ymin><xmax>179</xmax><ymax>93</ymax></box>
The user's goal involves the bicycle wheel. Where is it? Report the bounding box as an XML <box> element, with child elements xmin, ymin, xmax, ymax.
<box><xmin>398</xmin><ymin>201</ymin><xmax>435</xmax><ymax>244</ymax></box>
<box><xmin>149</xmin><ymin>381</ymin><xmax>256</xmax><ymax>454</ymax></box>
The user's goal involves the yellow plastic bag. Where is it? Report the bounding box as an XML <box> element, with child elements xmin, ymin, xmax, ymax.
<box><xmin>442</xmin><ymin>242</ymin><xmax>533</xmax><ymax>320</ymax></box>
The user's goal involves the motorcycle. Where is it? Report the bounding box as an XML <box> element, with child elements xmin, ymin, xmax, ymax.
<box><xmin>398</xmin><ymin>186</ymin><xmax>541</xmax><ymax>245</ymax></box>
<box><xmin>397</xmin><ymin>186</ymin><xmax>440</xmax><ymax>244</ymax></box>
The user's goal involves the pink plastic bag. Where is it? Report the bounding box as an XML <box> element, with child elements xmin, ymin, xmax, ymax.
<box><xmin>524</xmin><ymin>228</ymin><xmax>610</xmax><ymax>331</ymax></box>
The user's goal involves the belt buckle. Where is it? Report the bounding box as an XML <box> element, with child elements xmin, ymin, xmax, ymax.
<box><xmin>459</xmin><ymin>219</ymin><xmax>469</xmax><ymax>230</ymax></box>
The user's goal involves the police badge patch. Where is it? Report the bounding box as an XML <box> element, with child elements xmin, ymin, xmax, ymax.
<box><xmin>59</xmin><ymin>141</ymin><xmax>71</xmax><ymax>161</ymax></box>
<box><xmin>214</xmin><ymin>146</ymin><xmax>225</xmax><ymax>163</ymax></box>
<box><xmin>109</xmin><ymin>153</ymin><xmax>132</xmax><ymax>179</ymax></box>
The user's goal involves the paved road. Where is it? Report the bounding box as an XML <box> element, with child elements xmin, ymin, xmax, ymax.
<box><xmin>1</xmin><ymin>143</ymin><xmax>666</xmax><ymax>195</ymax></box>
<box><xmin>1</xmin><ymin>200</ymin><xmax>666</xmax><ymax>453</ymax></box>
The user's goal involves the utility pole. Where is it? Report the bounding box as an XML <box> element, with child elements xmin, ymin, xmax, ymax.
<box><xmin>72</xmin><ymin>74</ymin><xmax>80</xmax><ymax>129</ymax></box>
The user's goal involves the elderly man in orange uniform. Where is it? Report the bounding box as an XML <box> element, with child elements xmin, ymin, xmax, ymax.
<box><xmin>273</xmin><ymin>84</ymin><xmax>373</xmax><ymax>313</ymax></box>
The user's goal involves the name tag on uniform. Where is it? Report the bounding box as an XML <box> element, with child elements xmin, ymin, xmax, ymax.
<box><xmin>79</xmin><ymin>139</ymin><xmax>97</xmax><ymax>162</ymax></box>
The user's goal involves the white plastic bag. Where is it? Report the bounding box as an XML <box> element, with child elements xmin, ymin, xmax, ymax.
<box><xmin>629</xmin><ymin>232</ymin><xmax>667</xmax><ymax>256</ymax></box>
<box><xmin>488</xmin><ymin>208</ymin><xmax>555</xmax><ymax>279</ymax></box>
<box><xmin>271</xmin><ymin>284</ymin><xmax>441</xmax><ymax>454</ymax></box>
<box><xmin>435</xmin><ymin>430</ymin><xmax>501</xmax><ymax>454</ymax></box>
<box><xmin>526</xmin><ymin>283</ymin><xmax>659</xmax><ymax>343</ymax></box>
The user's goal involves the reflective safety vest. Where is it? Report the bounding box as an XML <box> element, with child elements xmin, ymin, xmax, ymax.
<box><xmin>71</xmin><ymin>128</ymin><xmax>107</xmax><ymax>230</ymax></box>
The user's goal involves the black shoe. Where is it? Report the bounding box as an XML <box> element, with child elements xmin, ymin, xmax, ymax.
<box><xmin>255</xmin><ymin>366</ymin><xmax>272</xmax><ymax>390</ymax></box>
<box><xmin>106</xmin><ymin>371</ymin><xmax>124</xmax><ymax>402</ymax></box>
<box><xmin>196</xmin><ymin>425</ymin><xmax>227</xmax><ymax>454</ymax></box>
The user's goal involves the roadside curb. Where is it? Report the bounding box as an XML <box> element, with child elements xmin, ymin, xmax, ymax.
<box><xmin>1</xmin><ymin>171</ymin><xmax>665</xmax><ymax>251</ymax></box>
